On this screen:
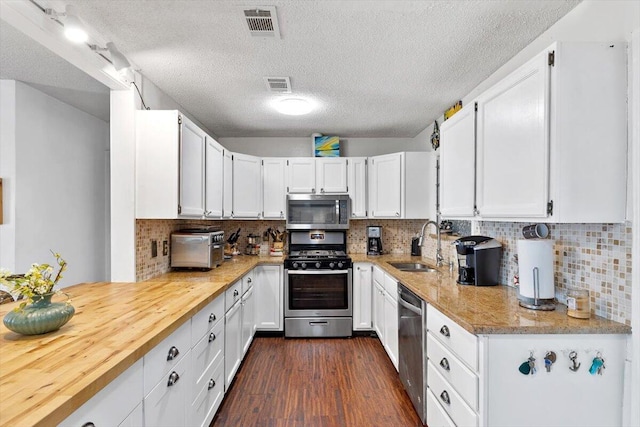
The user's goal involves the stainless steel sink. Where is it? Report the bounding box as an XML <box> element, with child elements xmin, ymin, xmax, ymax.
<box><xmin>389</xmin><ymin>262</ymin><xmax>438</xmax><ymax>272</ymax></box>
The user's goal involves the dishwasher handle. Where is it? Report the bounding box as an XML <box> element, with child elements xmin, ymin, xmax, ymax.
<box><xmin>398</xmin><ymin>294</ymin><xmax>422</xmax><ymax>316</ymax></box>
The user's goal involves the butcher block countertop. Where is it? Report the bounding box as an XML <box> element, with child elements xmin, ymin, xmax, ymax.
<box><xmin>351</xmin><ymin>254</ymin><xmax>631</xmax><ymax>335</ymax></box>
<box><xmin>0</xmin><ymin>254</ymin><xmax>629</xmax><ymax>426</ymax></box>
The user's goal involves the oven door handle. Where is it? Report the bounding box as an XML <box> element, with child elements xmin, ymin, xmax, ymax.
<box><xmin>286</xmin><ymin>270</ymin><xmax>350</xmax><ymax>275</ymax></box>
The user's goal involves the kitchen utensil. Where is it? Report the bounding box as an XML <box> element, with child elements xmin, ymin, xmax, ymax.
<box><xmin>522</xmin><ymin>223</ymin><xmax>549</xmax><ymax>239</ymax></box>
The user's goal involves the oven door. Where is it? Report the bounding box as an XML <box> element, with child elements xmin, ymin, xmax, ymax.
<box><xmin>284</xmin><ymin>269</ymin><xmax>352</xmax><ymax>317</ymax></box>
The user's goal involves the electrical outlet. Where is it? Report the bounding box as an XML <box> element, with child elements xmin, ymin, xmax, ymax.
<box><xmin>163</xmin><ymin>240</ymin><xmax>168</xmax><ymax>256</ymax></box>
<box><xmin>151</xmin><ymin>240</ymin><xmax>158</xmax><ymax>258</ymax></box>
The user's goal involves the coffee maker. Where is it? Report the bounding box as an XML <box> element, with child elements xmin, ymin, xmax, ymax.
<box><xmin>367</xmin><ymin>226</ymin><xmax>383</xmax><ymax>255</ymax></box>
<box><xmin>454</xmin><ymin>236</ymin><xmax>501</xmax><ymax>286</ymax></box>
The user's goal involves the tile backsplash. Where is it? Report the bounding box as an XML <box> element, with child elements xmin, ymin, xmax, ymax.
<box><xmin>136</xmin><ymin>219</ymin><xmax>633</xmax><ymax>325</ymax></box>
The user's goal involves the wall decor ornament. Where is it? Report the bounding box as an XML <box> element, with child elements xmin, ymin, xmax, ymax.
<box><xmin>431</xmin><ymin>121</ymin><xmax>440</xmax><ymax>150</ymax></box>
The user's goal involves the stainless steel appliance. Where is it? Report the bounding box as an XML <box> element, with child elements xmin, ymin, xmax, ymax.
<box><xmin>284</xmin><ymin>230</ymin><xmax>352</xmax><ymax>337</ymax></box>
<box><xmin>367</xmin><ymin>225</ymin><xmax>383</xmax><ymax>255</ymax></box>
<box><xmin>453</xmin><ymin>235</ymin><xmax>502</xmax><ymax>286</ymax></box>
<box><xmin>398</xmin><ymin>284</ymin><xmax>426</xmax><ymax>424</ymax></box>
<box><xmin>170</xmin><ymin>228</ymin><xmax>224</xmax><ymax>269</ymax></box>
<box><xmin>286</xmin><ymin>194</ymin><xmax>350</xmax><ymax>230</ymax></box>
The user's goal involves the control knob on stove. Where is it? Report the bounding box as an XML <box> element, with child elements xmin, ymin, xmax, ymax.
<box><xmin>337</xmin><ymin>261</ymin><xmax>344</xmax><ymax>269</ymax></box>
<box><xmin>292</xmin><ymin>262</ymin><xmax>299</xmax><ymax>270</ymax></box>
<box><xmin>315</xmin><ymin>262</ymin><xmax>321</xmax><ymax>269</ymax></box>
<box><xmin>300</xmin><ymin>262</ymin><xmax>307</xmax><ymax>270</ymax></box>
<box><xmin>329</xmin><ymin>262</ymin><xmax>336</xmax><ymax>269</ymax></box>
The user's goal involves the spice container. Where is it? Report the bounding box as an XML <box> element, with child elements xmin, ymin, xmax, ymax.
<box><xmin>566</xmin><ymin>288</ymin><xmax>590</xmax><ymax>319</ymax></box>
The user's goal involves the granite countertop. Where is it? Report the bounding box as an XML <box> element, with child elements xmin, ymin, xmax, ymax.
<box><xmin>351</xmin><ymin>254</ymin><xmax>631</xmax><ymax>335</ymax></box>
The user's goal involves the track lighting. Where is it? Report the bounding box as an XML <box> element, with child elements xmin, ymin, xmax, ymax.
<box><xmin>90</xmin><ymin>42</ymin><xmax>132</xmax><ymax>72</ymax></box>
<box><xmin>45</xmin><ymin>5</ymin><xmax>88</xmax><ymax>43</ymax></box>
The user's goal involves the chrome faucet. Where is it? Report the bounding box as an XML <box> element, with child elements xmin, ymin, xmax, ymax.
<box><xmin>418</xmin><ymin>219</ymin><xmax>444</xmax><ymax>267</ymax></box>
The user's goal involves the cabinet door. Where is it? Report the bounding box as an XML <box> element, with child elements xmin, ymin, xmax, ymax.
<box><xmin>255</xmin><ymin>265</ymin><xmax>283</xmax><ymax>331</ymax></box>
<box><xmin>224</xmin><ymin>300</ymin><xmax>242</xmax><ymax>390</ymax></box>
<box><xmin>119</xmin><ymin>402</ymin><xmax>143</xmax><ymax>427</ymax></box>
<box><xmin>232</xmin><ymin>153</ymin><xmax>261</xmax><ymax>218</ymax></box>
<box><xmin>373</xmin><ymin>281</ymin><xmax>385</xmax><ymax>341</ymax></box>
<box><xmin>241</xmin><ymin>286</ymin><xmax>255</xmax><ymax>356</ymax></box>
<box><xmin>144</xmin><ymin>352</ymin><xmax>189</xmax><ymax>427</ymax></box>
<box><xmin>476</xmin><ymin>49</ymin><xmax>550</xmax><ymax>218</ymax></box>
<box><xmin>262</xmin><ymin>158</ymin><xmax>287</xmax><ymax>219</ymax></box>
<box><xmin>222</xmin><ymin>150</ymin><xmax>233</xmax><ymax>218</ymax></box>
<box><xmin>369</xmin><ymin>153</ymin><xmax>402</xmax><ymax>218</ymax></box>
<box><xmin>205</xmin><ymin>137</ymin><xmax>224</xmax><ymax>218</ymax></box>
<box><xmin>348</xmin><ymin>157</ymin><xmax>367</xmax><ymax>218</ymax></box>
<box><xmin>384</xmin><ymin>290</ymin><xmax>399</xmax><ymax>371</ymax></box>
<box><xmin>179</xmin><ymin>116</ymin><xmax>206</xmax><ymax>217</ymax></box>
<box><xmin>316</xmin><ymin>158</ymin><xmax>348</xmax><ymax>193</ymax></box>
<box><xmin>287</xmin><ymin>158</ymin><xmax>316</xmax><ymax>193</ymax></box>
<box><xmin>353</xmin><ymin>263</ymin><xmax>373</xmax><ymax>331</ymax></box>
<box><xmin>440</xmin><ymin>104</ymin><xmax>476</xmax><ymax>218</ymax></box>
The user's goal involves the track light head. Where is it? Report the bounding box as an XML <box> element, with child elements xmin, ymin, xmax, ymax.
<box><xmin>62</xmin><ymin>5</ymin><xmax>88</xmax><ymax>43</ymax></box>
<box><xmin>106</xmin><ymin>42</ymin><xmax>131</xmax><ymax>71</ymax></box>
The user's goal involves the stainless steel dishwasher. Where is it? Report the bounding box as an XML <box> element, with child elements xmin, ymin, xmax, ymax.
<box><xmin>398</xmin><ymin>284</ymin><xmax>425</xmax><ymax>424</ymax></box>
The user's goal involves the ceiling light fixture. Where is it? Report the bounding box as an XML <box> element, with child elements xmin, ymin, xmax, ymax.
<box><xmin>44</xmin><ymin>5</ymin><xmax>88</xmax><ymax>43</ymax></box>
<box><xmin>274</xmin><ymin>98</ymin><xmax>314</xmax><ymax>116</ymax></box>
<box><xmin>90</xmin><ymin>42</ymin><xmax>131</xmax><ymax>72</ymax></box>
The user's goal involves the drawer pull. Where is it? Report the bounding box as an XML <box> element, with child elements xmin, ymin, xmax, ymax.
<box><xmin>209</xmin><ymin>313</ymin><xmax>216</xmax><ymax>323</ymax></box>
<box><xmin>167</xmin><ymin>346</ymin><xmax>180</xmax><ymax>361</ymax></box>
<box><xmin>247</xmin><ymin>278</ymin><xmax>252</xmax><ymax>283</ymax></box>
<box><xmin>439</xmin><ymin>357</ymin><xmax>450</xmax><ymax>371</ymax></box>
<box><xmin>167</xmin><ymin>371</ymin><xmax>180</xmax><ymax>387</ymax></box>
<box><xmin>208</xmin><ymin>379</ymin><xmax>216</xmax><ymax>390</ymax></box>
<box><xmin>233</xmin><ymin>289</ymin><xmax>239</xmax><ymax>297</ymax></box>
<box><xmin>81</xmin><ymin>423</ymin><xmax>95</xmax><ymax>427</ymax></box>
<box><xmin>440</xmin><ymin>325</ymin><xmax>451</xmax><ymax>338</ymax></box>
<box><xmin>440</xmin><ymin>390</ymin><xmax>451</xmax><ymax>405</ymax></box>
<box><xmin>209</xmin><ymin>332</ymin><xmax>216</xmax><ymax>343</ymax></box>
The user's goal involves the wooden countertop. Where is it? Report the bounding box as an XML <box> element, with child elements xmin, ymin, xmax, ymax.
<box><xmin>351</xmin><ymin>254</ymin><xmax>631</xmax><ymax>335</ymax></box>
<box><xmin>0</xmin><ymin>253</ymin><xmax>629</xmax><ymax>426</ymax></box>
<box><xmin>0</xmin><ymin>255</ymin><xmax>280</xmax><ymax>427</ymax></box>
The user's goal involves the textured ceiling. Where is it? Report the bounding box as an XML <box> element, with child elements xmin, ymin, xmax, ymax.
<box><xmin>0</xmin><ymin>20</ymin><xmax>110</xmax><ymax>121</ymax></box>
<box><xmin>5</xmin><ymin>0</ymin><xmax>580</xmax><ymax>137</ymax></box>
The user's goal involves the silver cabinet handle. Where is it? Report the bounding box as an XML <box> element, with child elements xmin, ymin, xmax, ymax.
<box><xmin>233</xmin><ymin>289</ymin><xmax>239</xmax><ymax>297</ymax></box>
<box><xmin>440</xmin><ymin>325</ymin><xmax>450</xmax><ymax>338</ymax></box>
<box><xmin>440</xmin><ymin>357</ymin><xmax>450</xmax><ymax>371</ymax></box>
<box><xmin>81</xmin><ymin>423</ymin><xmax>95</xmax><ymax>427</ymax></box>
<box><xmin>280</xmin><ymin>211</ymin><xmax>284</xmax><ymax>218</ymax></box>
<box><xmin>208</xmin><ymin>379</ymin><xmax>216</xmax><ymax>390</ymax></box>
<box><xmin>167</xmin><ymin>346</ymin><xmax>180</xmax><ymax>361</ymax></box>
<box><xmin>395</xmin><ymin>212</ymin><xmax>400</xmax><ymax>217</ymax></box>
<box><xmin>209</xmin><ymin>313</ymin><xmax>216</xmax><ymax>323</ymax></box>
<box><xmin>320</xmin><ymin>188</ymin><xmax>325</xmax><ymax>193</ymax></box>
<box><xmin>311</xmin><ymin>188</ymin><xmax>315</xmax><ymax>193</ymax></box>
<box><xmin>440</xmin><ymin>390</ymin><xmax>451</xmax><ymax>405</ymax></box>
<box><xmin>167</xmin><ymin>371</ymin><xmax>180</xmax><ymax>386</ymax></box>
<box><xmin>247</xmin><ymin>278</ymin><xmax>252</xmax><ymax>283</ymax></box>
<box><xmin>209</xmin><ymin>332</ymin><xmax>216</xmax><ymax>343</ymax></box>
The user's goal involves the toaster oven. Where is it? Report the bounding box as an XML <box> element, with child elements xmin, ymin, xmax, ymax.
<box><xmin>170</xmin><ymin>229</ymin><xmax>224</xmax><ymax>269</ymax></box>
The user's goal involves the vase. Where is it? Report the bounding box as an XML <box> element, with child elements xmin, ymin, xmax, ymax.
<box><xmin>3</xmin><ymin>293</ymin><xmax>75</xmax><ymax>335</ymax></box>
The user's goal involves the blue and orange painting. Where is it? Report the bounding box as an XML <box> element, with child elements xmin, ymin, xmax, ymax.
<box><xmin>314</xmin><ymin>136</ymin><xmax>340</xmax><ymax>157</ymax></box>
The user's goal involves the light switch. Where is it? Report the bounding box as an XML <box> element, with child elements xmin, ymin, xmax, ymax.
<box><xmin>151</xmin><ymin>240</ymin><xmax>158</xmax><ymax>258</ymax></box>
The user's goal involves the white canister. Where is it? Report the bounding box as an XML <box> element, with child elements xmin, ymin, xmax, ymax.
<box><xmin>517</xmin><ymin>239</ymin><xmax>555</xmax><ymax>303</ymax></box>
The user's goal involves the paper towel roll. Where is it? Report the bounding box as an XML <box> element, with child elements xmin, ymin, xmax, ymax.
<box><xmin>517</xmin><ymin>239</ymin><xmax>554</xmax><ymax>299</ymax></box>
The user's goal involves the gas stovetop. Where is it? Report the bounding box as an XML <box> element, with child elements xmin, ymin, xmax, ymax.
<box><xmin>285</xmin><ymin>250</ymin><xmax>351</xmax><ymax>270</ymax></box>
<box><xmin>288</xmin><ymin>250</ymin><xmax>348</xmax><ymax>259</ymax></box>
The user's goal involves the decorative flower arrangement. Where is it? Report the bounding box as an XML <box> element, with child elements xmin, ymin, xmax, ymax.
<box><xmin>0</xmin><ymin>251</ymin><xmax>68</xmax><ymax>311</ymax></box>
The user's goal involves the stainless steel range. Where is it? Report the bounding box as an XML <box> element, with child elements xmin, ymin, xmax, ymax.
<box><xmin>284</xmin><ymin>230</ymin><xmax>353</xmax><ymax>338</ymax></box>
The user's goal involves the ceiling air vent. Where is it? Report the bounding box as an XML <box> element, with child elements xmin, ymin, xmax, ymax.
<box><xmin>264</xmin><ymin>76</ymin><xmax>291</xmax><ymax>93</ymax></box>
<box><xmin>243</xmin><ymin>6</ymin><xmax>281</xmax><ymax>39</ymax></box>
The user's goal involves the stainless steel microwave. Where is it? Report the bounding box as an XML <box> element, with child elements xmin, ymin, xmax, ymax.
<box><xmin>286</xmin><ymin>194</ymin><xmax>350</xmax><ymax>230</ymax></box>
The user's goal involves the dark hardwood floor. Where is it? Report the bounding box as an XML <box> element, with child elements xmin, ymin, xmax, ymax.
<box><xmin>212</xmin><ymin>336</ymin><xmax>423</xmax><ymax>427</ymax></box>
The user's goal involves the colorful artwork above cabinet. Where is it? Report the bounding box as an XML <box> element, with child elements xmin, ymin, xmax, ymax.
<box><xmin>314</xmin><ymin>135</ymin><xmax>340</xmax><ymax>157</ymax></box>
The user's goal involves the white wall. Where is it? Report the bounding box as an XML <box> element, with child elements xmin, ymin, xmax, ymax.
<box><xmin>219</xmin><ymin>136</ymin><xmax>430</xmax><ymax>157</ymax></box>
<box><xmin>0</xmin><ymin>80</ymin><xmax>110</xmax><ymax>286</ymax></box>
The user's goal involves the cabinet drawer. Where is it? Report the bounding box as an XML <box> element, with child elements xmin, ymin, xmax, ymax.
<box><xmin>373</xmin><ymin>265</ymin><xmax>384</xmax><ymax>286</ymax></box>
<box><xmin>144</xmin><ymin>351</ymin><xmax>190</xmax><ymax>427</ymax></box>
<box><xmin>242</xmin><ymin>272</ymin><xmax>254</xmax><ymax>293</ymax></box>
<box><xmin>225</xmin><ymin>280</ymin><xmax>242</xmax><ymax>312</ymax></box>
<box><xmin>191</xmin><ymin>319</ymin><xmax>224</xmax><ymax>398</ymax></box>
<box><xmin>190</xmin><ymin>356</ymin><xmax>225</xmax><ymax>427</ymax></box>
<box><xmin>59</xmin><ymin>359</ymin><xmax>143</xmax><ymax>427</ymax></box>
<box><xmin>428</xmin><ymin>361</ymin><xmax>478</xmax><ymax>427</ymax></box>
<box><xmin>144</xmin><ymin>320</ymin><xmax>190</xmax><ymax>396</ymax></box>
<box><xmin>427</xmin><ymin>305</ymin><xmax>478</xmax><ymax>371</ymax></box>
<box><xmin>426</xmin><ymin>387</ymin><xmax>456</xmax><ymax>427</ymax></box>
<box><xmin>384</xmin><ymin>273</ymin><xmax>397</xmax><ymax>300</ymax></box>
<box><xmin>427</xmin><ymin>332</ymin><xmax>478</xmax><ymax>410</ymax></box>
<box><xmin>191</xmin><ymin>294</ymin><xmax>224</xmax><ymax>346</ymax></box>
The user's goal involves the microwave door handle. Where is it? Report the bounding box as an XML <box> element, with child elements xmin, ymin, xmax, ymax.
<box><xmin>178</xmin><ymin>236</ymin><xmax>207</xmax><ymax>244</ymax></box>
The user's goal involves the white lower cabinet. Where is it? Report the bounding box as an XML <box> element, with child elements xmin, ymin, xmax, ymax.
<box><xmin>426</xmin><ymin>388</ymin><xmax>455</xmax><ymax>427</ymax></box>
<box><xmin>371</xmin><ymin>266</ymin><xmax>399</xmax><ymax>371</ymax></box>
<box><xmin>144</xmin><ymin>352</ymin><xmax>190</xmax><ymax>427</ymax></box>
<box><xmin>255</xmin><ymin>265</ymin><xmax>283</xmax><ymax>331</ymax></box>
<box><xmin>119</xmin><ymin>402</ymin><xmax>143</xmax><ymax>427</ymax></box>
<box><xmin>241</xmin><ymin>285</ymin><xmax>255</xmax><ymax>356</ymax></box>
<box><xmin>224</xmin><ymin>295</ymin><xmax>242</xmax><ymax>390</ymax></box>
<box><xmin>353</xmin><ymin>262</ymin><xmax>373</xmax><ymax>330</ymax></box>
<box><xmin>383</xmin><ymin>278</ymin><xmax>398</xmax><ymax>371</ymax></box>
<box><xmin>373</xmin><ymin>277</ymin><xmax>385</xmax><ymax>341</ymax></box>
<box><xmin>190</xmin><ymin>357</ymin><xmax>225</xmax><ymax>427</ymax></box>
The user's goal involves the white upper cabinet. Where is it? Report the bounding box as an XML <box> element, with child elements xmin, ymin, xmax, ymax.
<box><xmin>286</xmin><ymin>158</ymin><xmax>316</xmax><ymax>193</ymax></box>
<box><xmin>369</xmin><ymin>152</ymin><xmax>434</xmax><ymax>219</ymax></box>
<box><xmin>348</xmin><ymin>157</ymin><xmax>367</xmax><ymax>218</ymax></box>
<box><xmin>315</xmin><ymin>158</ymin><xmax>348</xmax><ymax>193</ymax></box>
<box><xmin>232</xmin><ymin>153</ymin><xmax>261</xmax><ymax>218</ymax></box>
<box><xmin>475</xmin><ymin>42</ymin><xmax>627</xmax><ymax>222</ymax></box>
<box><xmin>136</xmin><ymin>111</ymin><xmax>209</xmax><ymax>219</ymax></box>
<box><xmin>222</xmin><ymin>150</ymin><xmax>233</xmax><ymax>219</ymax></box>
<box><xmin>262</xmin><ymin>158</ymin><xmax>287</xmax><ymax>219</ymax></box>
<box><xmin>439</xmin><ymin>103</ymin><xmax>477</xmax><ymax>218</ymax></box>
<box><xmin>204</xmin><ymin>137</ymin><xmax>224</xmax><ymax>218</ymax></box>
